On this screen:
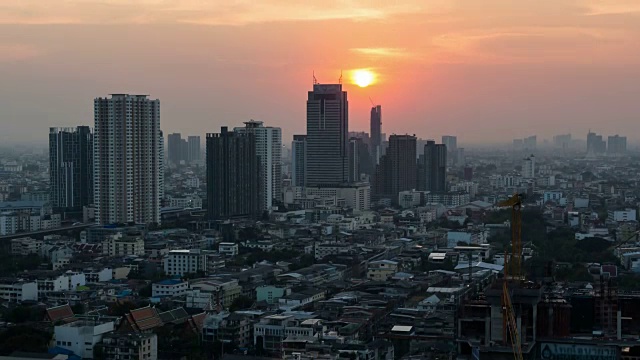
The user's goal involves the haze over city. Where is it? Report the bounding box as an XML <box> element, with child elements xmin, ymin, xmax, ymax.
<box><xmin>2</xmin><ymin>0</ymin><xmax>640</xmax><ymax>145</ymax></box>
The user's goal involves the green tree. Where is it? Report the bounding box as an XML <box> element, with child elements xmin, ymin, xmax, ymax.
<box><xmin>229</xmin><ymin>295</ymin><xmax>254</xmax><ymax>312</ymax></box>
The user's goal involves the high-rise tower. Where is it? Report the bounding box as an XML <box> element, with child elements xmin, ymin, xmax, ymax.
<box><xmin>234</xmin><ymin>120</ymin><xmax>282</xmax><ymax>210</ymax></box>
<box><xmin>49</xmin><ymin>126</ymin><xmax>93</xmax><ymax>213</ymax></box>
<box><xmin>374</xmin><ymin>134</ymin><xmax>417</xmax><ymax>201</ymax></box>
<box><xmin>94</xmin><ymin>94</ymin><xmax>164</xmax><ymax>225</ymax></box>
<box><xmin>418</xmin><ymin>140</ymin><xmax>447</xmax><ymax>192</ymax></box>
<box><xmin>291</xmin><ymin>135</ymin><xmax>307</xmax><ymax>187</ymax></box>
<box><xmin>370</xmin><ymin>105</ymin><xmax>382</xmax><ymax>165</ymax></box>
<box><xmin>306</xmin><ymin>83</ymin><xmax>349</xmax><ymax>186</ymax></box>
<box><xmin>206</xmin><ymin>127</ymin><xmax>262</xmax><ymax>220</ymax></box>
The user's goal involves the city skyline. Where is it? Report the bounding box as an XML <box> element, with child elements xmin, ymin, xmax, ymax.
<box><xmin>2</xmin><ymin>1</ymin><xmax>640</xmax><ymax>145</ymax></box>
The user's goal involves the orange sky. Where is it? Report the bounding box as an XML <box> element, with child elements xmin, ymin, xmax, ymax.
<box><xmin>1</xmin><ymin>0</ymin><xmax>640</xmax><ymax>145</ymax></box>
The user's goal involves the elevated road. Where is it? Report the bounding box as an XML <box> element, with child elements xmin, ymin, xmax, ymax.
<box><xmin>0</xmin><ymin>223</ymin><xmax>94</xmax><ymax>241</ymax></box>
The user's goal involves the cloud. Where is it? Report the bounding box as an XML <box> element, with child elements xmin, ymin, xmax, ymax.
<box><xmin>0</xmin><ymin>0</ymin><xmax>425</xmax><ymax>25</ymax></box>
<box><xmin>350</xmin><ymin>47</ymin><xmax>409</xmax><ymax>58</ymax></box>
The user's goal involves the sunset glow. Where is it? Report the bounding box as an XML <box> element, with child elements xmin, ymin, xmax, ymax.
<box><xmin>352</xmin><ymin>69</ymin><xmax>375</xmax><ymax>88</ymax></box>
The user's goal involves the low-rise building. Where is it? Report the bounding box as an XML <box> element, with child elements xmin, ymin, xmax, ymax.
<box><xmin>54</xmin><ymin>319</ymin><xmax>115</xmax><ymax>359</ymax></box>
<box><xmin>11</xmin><ymin>237</ymin><xmax>43</xmax><ymax>256</ymax></box>
<box><xmin>0</xmin><ymin>279</ymin><xmax>38</xmax><ymax>302</ymax></box>
<box><xmin>99</xmin><ymin>332</ymin><xmax>158</xmax><ymax>360</ymax></box>
<box><xmin>256</xmin><ymin>285</ymin><xmax>291</xmax><ymax>305</ymax></box>
<box><xmin>102</xmin><ymin>232</ymin><xmax>145</xmax><ymax>257</ymax></box>
<box><xmin>367</xmin><ymin>260</ymin><xmax>399</xmax><ymax>281</ymax></box>
<box><xmin>164</xmin><ymin>249</ymin><xmax>207</xmax><ymax>276</ymax></box>
<box><xmin>152</xmin><ymin>279</ymin><xmax>188</xmax><ymax>298</ymax></box>
<box><xmin>218</xmin><ymin>242</ymin><xmax>239</xmax><ymax>257</ymax></box>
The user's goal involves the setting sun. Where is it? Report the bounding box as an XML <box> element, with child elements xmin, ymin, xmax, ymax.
<box><xmin>352</xmin><ymin>69</ymin><xmax>375</xmax><ymax>87</ymax></box>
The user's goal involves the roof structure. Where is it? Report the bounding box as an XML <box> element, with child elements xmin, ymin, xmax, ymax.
<box><xmin>158</xmin><ymin>307</ymin><xmax>190</xmax><ymax>324</ymax></box>
<box><xmin>125</xmin><ymin>306</ymin><xmax>163</xmax><ymax>332</ymax></box>
<box><xmin>45</xmin><ymin>304</ymin><xmax>76</xmax><ymax>323</ymax></box>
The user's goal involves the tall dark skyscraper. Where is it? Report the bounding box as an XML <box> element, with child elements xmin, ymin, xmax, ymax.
<box><xmin>291</xmin><ymin>135</ymin><xmax>307</xmax><ymax>187</ymax></box>
<box><xmin>370</xmin><ymin>105</ymin><xmax>382</xmax><ymax>164</ymax></box>
<box><xmin>168</xmin><ymin>133</ymin><xmax>183</xmax><ymax>165</ymax></box>
<box><xmin>348</xmin><ymin>137</ymin><xmax>360</xmax><ymax>183</ymax></box>
<box><xmin>418</xmin><ymin>140</ymin><xmax>447</xmax><ymax>193</ymax></box>
<box><xmin>49</xmin><ymin>126</ymin><xmax>93</xmax><ymax>213</ymax></box>
<box><xmin>306</xmin><ymin>83</ymin><xmax>349</xmax><ymax>186</ymax></box>
<box><xmin>206</xmin><ymin>127</ymin><xmax>262</xmax><ymax>220</ymax></box>
<box><xmin>374</xmin><ymin>134</ymin><xmax>417</xmax><ymax>201</ymax></box>
<box><xmin>188</xmin><ymin>136</ymin><xmax>201</xmax><ymax>162</ymax></box>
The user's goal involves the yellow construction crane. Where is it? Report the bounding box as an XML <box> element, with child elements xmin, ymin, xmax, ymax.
<box><xmin>497</xmin><ymin>193</ymin><xmax>525</xmax><ymax>360</ymax></box>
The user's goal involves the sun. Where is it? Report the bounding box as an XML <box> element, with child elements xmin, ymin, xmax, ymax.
<box><xmin>352</xmin><ymin>69</ymin><xmax>375</xmax><ymax>88</ymax></box>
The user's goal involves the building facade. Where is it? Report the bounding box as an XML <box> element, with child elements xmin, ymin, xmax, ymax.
<box><xmin>94</xmin><ymin>94</ymin><xmax>164</xmax><ymax>225</ymax></box>
<box><xmin>206</xmin><ymin>127</ymin><xmax>262</xmax><ymax>220</ymax></box>
<box><xmin>234</xmin><ymin>120</ymin><xmax>282</xmax><ymax>210</ymax></box>
<box><xmin>164</xmin><ymin>249</ymin><xmax>208</xmax><ymax>276</ymax></box>
<box><xmin>291</xmin><ymin>135</ymin><xmax>307</xmax><ymax>187</ymax></box>
<box><xmin>419</xmin><ymin>140</ymin><xmax>447</xmax><ymax>193</ymax></box>
<box><xmin>306</xmin><ymin>83</ymin><xmax>349</xmax><ymax>186</ymax></box>
<box><xmin>49</xmin><ymin>126</ymin><xmax>93</xmax><ymax>213</ymax></box>
<box><xmin>374</xmin><ymin>135</ymin><xmax>417</xmax><ymax>201</ymax></box>
<box><xmin>370</xmin><ymin>105</ymin><xmax>382</xmax><ymax>165</ymax></box>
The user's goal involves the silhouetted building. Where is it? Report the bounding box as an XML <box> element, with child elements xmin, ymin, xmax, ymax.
<box><xmin>94</xmin><ymin>94</ymin><xmax>163</xmax><ymax>225</ymax></box>
<box><xmin>607</xmin><ymin>135</ymin><xmax>627</xmax><ymax>155</ymax></box>
<box><xmin>306</xmin><ymin>83</ymin><xmax>349</xmax><ymax>186</ymax></box>
<box><xmin>587</xmin><ymin>131</ymin><xmax>606</xmax><ymax>155</ymax></box>
<box><xmin>234</xmin><ymin>120</ymin><xmax>282</xmax><ymax>210</ymax></box>
<box><xmin>370</xmin><ymin>105</ymin><xmax>382</xmax><ymax>165</ymax></box>
<box><xmin>348</xmin><ymin>137</ymin><xmax>360</xmax><ymax>183</ymax></box>
<box><xmin>418</xmin><ymin>140</ymin><xmax>447</xmax><ymax>192</ymax></box>
<box><xmin>524</xmin><ymin>135</ymin><xmax>537</xmax><ymax>151</ymax></box>
<box><xmin>291</xmin><ymin>135</ymin><xmax>307</xmax><ymax>187</ymax></box>
<box><xmin>442</xmin><ymin>135</ymin><xmax>457</xmax><ymax>165</ymax></box>
<box><xmin>188</xmin><ymin>135</ymin><xmax>201</xmax><ymax>162</ymax></box>
<box><xmin>374</xmin><ymin>134</ymin><xmax>417</xmax><ymax>202</ymax></box>
<box><xmin>167</xmin><ymin>133</ymin><xmax>183</xmax><ymax>165</ymax></box>
<box><xmin>206</xmin><ymin>127</ymin><xmax>261</xmax><ymax>220</ymax></box>
<box><xmin>49</xmin><ymin>126</ymin><xmax>93</xmax><ymax>214</ymax></box>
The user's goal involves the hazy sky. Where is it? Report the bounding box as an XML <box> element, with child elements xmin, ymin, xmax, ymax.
<box><xmin>2</xmin><ymin>0</ymin><xmax>640</xmax><ymax>145</ymax></box>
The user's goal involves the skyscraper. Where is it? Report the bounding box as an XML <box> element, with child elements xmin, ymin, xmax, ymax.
<box><xmin>418</xmin><ymin>140</ymin><xmax>447</xmax><ymax>193</ymax></box>
<box><xmin>234</xmin><ymin>120</ymin><xmax>282</xmax><ymax>210</ymax></box>
<box><xmin>370</xmin><ymin>105</ymin><xmax>382</xmax><ymax>165</ymax></box>
<box><xmin>94</xmin><ymin>94</ymin><xmax>164</xmax><ymax>225</ymax></box>
<box><xmin>522</xmin><ymin>155</ymin><xmax>536</xmax><ymax>179</ymax></box>
<box><xmin>49</xmin><ymin>126</ymin><xmax>93</xmax><ymax>213</ymax></box>
<box><xmin>348</xmin><ymin>137</ymin><xmax>361</xmax><ymax>183</ymax></box>
<box><xmin>587</xmin><ymin>131</ymin><xmax>606</xmax><ymax>155</ymax></box>
<box><xmin>607</xmin><ymin>135</ymin><xmax>627</xmax><ymax>155</ymax></box>
<box><xmin>374</xmin><ymin>134</ymin><xmax>417</xmax><ymax>201</ymax></box>
<box><xmin>167</xmin><ymin>133</ymin><xmax>183</xmax><ymax>165</ymax></box>
<box><xmin>306</xmin><ymin>83</ymin><xmax>349</xmax><ymax>186</ymax></box>
<box><xmin>188</xmin><ymin>136</ymin><xmax>201</xmax><ymax>162</ymax></box>
<box><xmin>291</xmin><ymin>135</ymin><xmax>307</xmax><ymax>187</ymax></box>
<box><xmin>206</xmin><ymin>127</ymin><xmax>261</xmax><ymax>220</ymax></box>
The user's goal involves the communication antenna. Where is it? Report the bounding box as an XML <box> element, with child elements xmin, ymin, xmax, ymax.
<box><xmin>369</xmin><ymin>97</ymin><xmax>376</xmax><ymax>107</ymax></box>
<box><xmin>313</xmin><ymin>71</ymin><xmax>318</xmax><ymax>85</ymax></box>
<box><xmin>338</xmin><ymin>70</ymin><xmax>343</xmax><ymax>84</ymax></box>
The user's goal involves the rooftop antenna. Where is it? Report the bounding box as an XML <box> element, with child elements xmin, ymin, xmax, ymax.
<box><xmin>369</xmin><ymin>97</ymin><xmax>376</xmax><ymax>107</ymax></box>
<box><xmin>313</xmin><ymin>71</ymin><xmax>318</xmax><ymax>85</ymax></box>
<box><xmin>338</xmin><ymin>70</ymin><xmax>343</xmax><ymax>84</ymax></box>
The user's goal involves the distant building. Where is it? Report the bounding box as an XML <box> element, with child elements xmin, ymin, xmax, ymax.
<box><xmin>234</xmin><ymin>120</ymin><xmax>282</xmax><ymax>210</ymax></box>
<box><xmin>348</xmin><ymin>137</ymin><xmax>361</xmax><ymax>183</ymax></box>
<box><xmin>607</xmin><ymin>135</ymin><xmax>627</xmax><ymax>155</ymax></box>
<box><xmin>367</xmin><ymin>260</ymin><xmax>399</xmax><ymax>281</ymax></box>
<box><xmin>94</xmin><ymin>94</ymin><xmax>164</xmax><ymax>225</ymax></box>
<box><xmin>304</xmin><ymin>183</ymin><xmax>371</xmax><ymax>211</ymax></box>
<box><xmin>522</xmin><ymin>154</ymin><xmax>536</xmax><ymax>179</ymax></box>
<box><xmin>49</xmin><ymin>126</ymin><xmax>93</xmax><ymax>213</ymax></box>
<box><xmin>587</xmin><ymin>131</ymin><xmax>606</xmax><ymax>155</ymax></box>
<box><xmin>167</xmin><ymin>133</ymin><xmax>183</xmax><ymax>165</ymax></box>
<box><xmin>370</xmin><ymin>105</ymin><xmax>382</xmax><ymax>164</ymax></box>
<box><xmin>0</xmin><ymin>280</ymin><xmax>38</xmax><ymax>302</ymax></box>
<box><xmin>374</xmin><ymin>134</ymin><xmax>417</xmax><ymax>201</ymax></box>
<box><xmin>206</xmin><ymin>127</ymin><xmax>262</xmax><ymax>220</ymax></box>
<box><xmin>418</xmin><ymin>140</ymin><xmax>447</xmax><ymax>193</ymax></box>
<box><xmin>164</xmin><ymin>249</ymin><xmax>207</xmax><ymax>276</ymax></box>
<box><xmin>187</xmin><ymin>135</ymin><xmax>201</xmax><ymax>162</ymax></box>
<box><xmin>306</xmin><ymin>83</ymin><xmax>349</xmax><ymax>186</ymax></box>
<box><xmin>54</xmin><ymin>319</ymin><xmax>115</xmax><ymax>359</ymax></box>
<box><xmin>152</xmin><ymin>279</ymin><xmax>188</xmax><ymax>297</ymax></box>
<box><xmin>442</xmin><ymin>135</ymin><xmax>457</xmax><ymax>165</ymax></box>
<box><xmin>291</xmin><ymin>135</ymin><xmax>307</xmax><ymax>187</ymax></box>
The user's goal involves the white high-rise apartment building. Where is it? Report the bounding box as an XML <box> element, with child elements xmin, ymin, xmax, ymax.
<box><xmin>522</xmin><ymin>154</ymin><xmax>536</xmax><ymax>179</ymax></box>
<box><xmin>234</xmin><ymin>120</ymin><xmax>282</xmax><ymax>210</ymax></box>
<box><xmin>94</xmin><ymin>94</ymin><xmax>164</xmax><ymax>225</ymax></box>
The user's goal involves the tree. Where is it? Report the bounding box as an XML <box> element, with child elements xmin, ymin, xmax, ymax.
<box><xmin>229</xmin><ymin>295</ymin><xmax>254</xmax><ymax>312</ymax></box>
<box><xmin>0</xmin><ymin>326</ymin><xmax>51</xmax><ymax>355</ymax></box>
<box><xmin>71</xmin><ymin>303</ymin><xmax>85</xmax><ymax>315</ymax></box>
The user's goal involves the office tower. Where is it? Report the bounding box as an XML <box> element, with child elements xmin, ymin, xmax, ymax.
<box><xmin>374</xmin><ymin>134</ymin><xmax>417</xmax><ymax>201</ymax></box>
<box><xmin>370</xmin><ymin>105</ymin><xmax>382</xmax><ymax>164</ymax></box>
<box><xmin>49</xmin><ymin>126</ymin><xmax>93</xmax><ymax>213</ymax></box>
<box><xmin>206</xmin><ymin>127</ymin><xmax>261</xmax><ymax>220</ymax></box>
<box><xmin>167</xmin><ymin>133</ymin><xmax>183</xmax><ymax>165</ymax></box>
<box><xmin>234</xmin><ymin>120</ymin><xmax>282</xmax><ymax>210</ymax></box>
<box><xmin>457</xmin><ymin>147</ymin><xmax>466</xmax><ymax>166</ymax></box>
<box><xmin>291</xmin><ymin>135</ymin><xmax>307</xmax><ymax>187</ymax></box>
<box><xmin>522</xmin><ymin>155</ymin><xmax>536</xmax><ymax>179</ymax></box>
<box><xmin>607</xmin><ymin>135</ymin><xmax>627</xmax><ymax>155</ymax></box>
<box><xmin>418</xmin><ymin>140</ymin><xmax>447</xmax><ymax>193</ymax></box>
<box><xmin>587</xmin><ymin>131</ymin><xmax>606</xmax><ymax>155</ymax></box>
<box><xmin>188</xmin><ymin>136</ymin><xmax>201</xmax><ymax>162</ymax></box>
<box><xmin>348</xmin><ymin>137</ymin><xmax>361</xmax><ymax>183</ymax></box>
<box><xmin>94</xmin><ymin>94</ymin><xmax>163</xmax><ymax>225</ymax></box>
<box><xmin>306</xmin><ymin>83</ymin><xmax>349</xmax><ymax>186</ymax></box>
<box><xmin>523</xmin><ymin>135</ymin><xmax>537</xmax><ymax>152</ymax></box>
